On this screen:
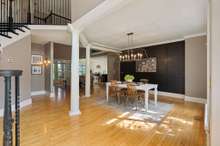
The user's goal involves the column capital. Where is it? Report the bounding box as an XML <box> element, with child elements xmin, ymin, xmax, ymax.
<box><xmin>67</xmin><ymin>23</ymin><xmax>80</xmax><ymax>33</ymax></box>
<box><xmin>86</xmin><ymin>44</ymin><xmax>91</xmax><ymax>48</ymax></box>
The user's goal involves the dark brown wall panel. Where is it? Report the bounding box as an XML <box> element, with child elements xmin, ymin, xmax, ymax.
<box><xmin>120</xmin><ymin>41</ymin><xmax>185</xmax><ymax>94</ymax></box>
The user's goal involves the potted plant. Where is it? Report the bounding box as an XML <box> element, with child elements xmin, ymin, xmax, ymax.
<box><xmin>124</xmin><ymin>74</ymin><xmax>135</xmax><ymax>82</ymax></box>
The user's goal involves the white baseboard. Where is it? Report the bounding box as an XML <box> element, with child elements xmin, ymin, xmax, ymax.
<box><xmin>149</xmin><ymin>91</ymin><xmax>185</xmax><ymax>99</ymax></box>
<box><xmin>158</xmin><ymin>91</ymin><xmax>185</xmax><ymax>99</ymax></box>
<box><xmin>0</xmin><ymin>98</ymin><xmax>32</xmax><ymax>117</ymax></box>
<box><xmin>49</xmin><ymin>92</ymin><xmax>55</xmax><ymax>98</ymax></box>
<box><xmin>185</xmin><ymin>96</ymin><xmax>207</xmax><ymax>104</ymax></box>
<box><xmin>31</xmin><ymin>90</ymin><xmax>47</xmax><ymax>96</ymax></box>
<box><xmin>149</xmin><ymin>91</ymin><xmax>206</xmax><ymax>104</ymax></box>
<box><xmin>69</xmin><ymin>110</ymin><xmax>81</xmax><ymax>116</ymax></box>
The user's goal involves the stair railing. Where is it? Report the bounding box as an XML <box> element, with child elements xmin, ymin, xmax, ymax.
<box><xmin>0</xmin><ymin>0</ymin><xmax>29</xmax><ymax>38</ymax></box>
<box><xmin>0</xmin><ymin>70</ymin><xmax>22</xmax><ymax>146</ymax></box>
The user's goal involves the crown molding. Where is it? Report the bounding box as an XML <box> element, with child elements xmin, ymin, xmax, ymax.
<box><xmin>184</xmin><ymin>33</ymin><xmax>207</xmax><ymax>39</ymax></box>
<box><xmin>122</xmin><ymin>38</ymin><xmax>184</xmax><ymax>50</ymax></box>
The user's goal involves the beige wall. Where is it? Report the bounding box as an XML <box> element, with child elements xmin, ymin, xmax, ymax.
<box><xmin>31</xmin><ymin>43</ymin><xmax>45</xmax><ymax>92</ymax></box>
<box><xmin>185</xmin><ymin>35</ymin><xmax>207</xmax><ymax>99</ymax></box>
<box><xmin>210</xmin><ymin>0</ymin><xmax>220</xmax><ymax>145</ymax></box>
<box><xmin>0</xmin><ymin>35</ymin><xmax>31</xmax><ymax>109</ymax></box>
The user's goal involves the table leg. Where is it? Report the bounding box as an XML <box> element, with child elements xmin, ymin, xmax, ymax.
<box><xmin>145</xmin><ymin>89</ymin><xmax>149</xmax><ymax>111</ymax></box>
<box><xmin>154</xmin><ymin>87</ymin><xmax>158</xmax><ymax>106</ymax></box>
<box><xmin>106</xmin><ymin>84</ymin><xmax>109</xmax><ymax>102</ymax></box>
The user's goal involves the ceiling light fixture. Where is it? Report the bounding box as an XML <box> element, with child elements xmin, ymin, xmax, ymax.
<box><xmin>120</xmin><ymin>32</ymin><xmax>147</xmax><ymax>62</ymax></box>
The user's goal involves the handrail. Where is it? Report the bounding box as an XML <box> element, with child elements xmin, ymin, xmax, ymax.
<box><xmin>0</xmin><ymin>0</ymin><xmax>71</xmax><ymax>39</ymax></box>
<box><xmin>34</xmin><ymin>11</ymin><xmax>71</xmax><ymax>25</ymax></box>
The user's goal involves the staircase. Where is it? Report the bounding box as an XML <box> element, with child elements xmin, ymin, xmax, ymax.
<box><xmin>0</xmin><ymin>0</ymin><xmax>71</xmax><ymax>48</ymax></box>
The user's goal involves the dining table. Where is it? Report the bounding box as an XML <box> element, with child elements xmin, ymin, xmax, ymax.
<box><xmin>106</xmin><ymin>82</ymin><xmax>158</xmax><ymax>111</ymax></box>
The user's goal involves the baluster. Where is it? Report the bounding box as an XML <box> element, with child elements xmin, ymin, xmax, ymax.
<box><xmin>1</xmin><ymin>70</ymin><xmax>22</xmax><ymax>146</ymax></box>
<box><xmin>3</xmin><ymin>76</ymin><xmax>13</xmax><ymax>146</ymax></box>
<box><xmin>15</xmin><ymin>76</ymin><xmax>20</xmax><ymax>146</ymax></box>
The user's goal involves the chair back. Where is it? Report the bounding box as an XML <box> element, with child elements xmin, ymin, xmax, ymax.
<box><xmin>140</xmin><ymin>79</ymin><xmax>149</xmax><ymax>84</ymax></box>
<box><xmin>109</xmin><ymin>80</ymin><xmax>118</xmax><ymax>96</ymax></box>
<box><xmin>127</xmin><ymin>83</ymin><xmax>137</xmax><ymax>97</ymax></box>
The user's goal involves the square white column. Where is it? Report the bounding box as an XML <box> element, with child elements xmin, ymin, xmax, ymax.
<box><xmin>69</xmin><ymin>29</ymin><xmax>81</xmax><ymax>116</ymax></box>
<box><xmin>85</xmin><ymin>44</ymin><xmax>91</xmax><ymax>97</ymax></box>
<box><xmin>49</xmin><ymin>42</ymin><xmax>55</xmax><ymax>98</ymax></box>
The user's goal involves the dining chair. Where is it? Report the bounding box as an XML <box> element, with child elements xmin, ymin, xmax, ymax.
<box><xmin>126</xmin><ymin>83</ymin><xmax>141</xmax><ymax>110</ymax></box>
<box><xmin>109</xmin><ymin>80</ymin><xmax>121</xmax><ymax>104</ymax></box>
<box><xmin>140</xmin><ymin>79</ymin><xmax>149</xmax><ymax>84</ymax></box>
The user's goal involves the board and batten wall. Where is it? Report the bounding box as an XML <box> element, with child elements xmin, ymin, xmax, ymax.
<box><xmin>185</xmin><ymin>35</ymin><xmax>207</xmax><ymax>99</ymax></box>
<box><xmin>0</xmin><ymin>35</ymin><xmax>31</xmax><ymax>110</ymax></box>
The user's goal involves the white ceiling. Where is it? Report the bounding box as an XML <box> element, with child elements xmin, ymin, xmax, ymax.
<box><xmin>83</xmin><ymin>0</ymin><xmax>207</xmax><ymax>49</ymax></box>
<box><xmin>31</xmin><ymin>29</ymin><xmax>72</xmax><ymax>45</ymax></box>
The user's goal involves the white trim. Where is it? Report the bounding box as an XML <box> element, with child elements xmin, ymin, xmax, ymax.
<box><xmin>31</xmin><ymin>90</ymin><xmax>47</xmax><ymax>96</ymax></box>
<box><xmin>149</xmin><ymin>91</ymin><xmax>185</xmax><ymax>99</ymax></box>
<box><xmin>149</xmin><ymin>91</ymin><xmax>206</xmax><ymax>104</ymax></box>
<box><xmin>122</xmin><ymin>38</ymin><xmax>184</xmax><ymax>50</ymax></box>
<box><xmin>0</xmin><ymin>98</ymin><xmax>32</xmax><ymax>117</ymax></box>
<box><xmin>29</xmin><ymin>25</ymin><xmax>68</xmax><ymax>30</ymax></box>
<box><xmin>122</xmin><ymin>33</ymin><xmax>207</xmax><ymax>51</ymax></box>
<box><xmin>72</xmin><ymin>0</ymin><xmax>134</xmax><ymax>30</ymax></box>
<box><xmin>185</xmin><ymin>96</ymin><xmax>207</xmax><ymax>104</ymax></box>
<box><xmin>92</xmin><ymin>42</ymin><xmax>122</xmax><ymax>51</ymax></box>
<box><xmin>49</xmin><ymin>92</ymin><xmax>55</xmax><ymax>98</ymax></box>
<box><xmin>69</xmin><ymin>110</ymin><xmax>81</xmax><ymax>116</ymax></box>
<box><xmin>184</xmin><ymin>33</ymin><xmax>207</xmax><ymax>39</ymax></box>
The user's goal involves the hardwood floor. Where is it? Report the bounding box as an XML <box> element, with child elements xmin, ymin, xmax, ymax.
<box><xmin>0</xmin><ymin>85</ymin><xmax>206</xmax><ymax>146</ymax></box>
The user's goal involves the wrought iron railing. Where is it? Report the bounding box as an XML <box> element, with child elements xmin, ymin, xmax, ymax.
<box><xmin>0</xmin><ymin>0</ymin><xmax>71</xmax><ymax>38</ymax></box>
<box><xmin>33</xmin><ymin>0</ymin><xmax>71</xmax><ymax>25</ymax></box>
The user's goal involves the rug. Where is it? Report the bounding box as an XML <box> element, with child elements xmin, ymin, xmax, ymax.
<box><xmin>96</xmin><ymin>98</ymin><xmax>174</xmax><ymax>122</ymax></box>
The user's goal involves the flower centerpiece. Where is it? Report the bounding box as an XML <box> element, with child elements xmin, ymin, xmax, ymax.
<box><xmin>124</xmin><ymin>74</ymin><xmax>135</xmax><ymax>82</ymax></box>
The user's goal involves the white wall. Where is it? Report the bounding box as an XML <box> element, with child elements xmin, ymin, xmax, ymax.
<box><xmin>210</xmin><ymin>0</ymin><xmax>220</xmax><ymax>145</ymax></box>
<box><xmin>91</xmin><ymin>56</ymin><xmax>107</xmax><ymax>74</ymax></box>
<box><xmin>80</xmin><ymin>55</ymin><xmax>108</xmax><ymax>74</ymax></box>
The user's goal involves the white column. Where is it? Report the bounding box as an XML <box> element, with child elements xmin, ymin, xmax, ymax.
<box><xmin>50</xmin><ymin>42</ymin><xmax>55</xmax><ymax>98</ymax></box>
<box><xmin>69</xmin><ymin>29</ymin><xmax>81</xmax><ymax>116</ymax></box>
<box><xmin>85</xmin><ymin>44</ymin><xmax>91</xmax><ymax>97</ymax></box>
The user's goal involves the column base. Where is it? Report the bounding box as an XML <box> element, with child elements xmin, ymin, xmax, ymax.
<box><xmin>84</xmin><ymin>94</ymin><xmax>91</xmax><ymax>98</ymax></box>
<box><xmin>69</xmin><ymin>110</ymin><xmax>81</xmax><ymax>116</ymax></box>
<box><xmin>49</xmin><ymin>92</ymin><xmax>55</xmax><ymax>98</ymax></box>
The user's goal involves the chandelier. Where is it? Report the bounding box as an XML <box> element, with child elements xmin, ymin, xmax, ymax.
<box><xmin>120</xmin><ymin>32</ymin><xmax>147</xmax><ymax>62</ymax></box>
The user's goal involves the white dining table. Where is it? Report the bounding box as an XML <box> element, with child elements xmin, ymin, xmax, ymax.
<box><xmin>106</xmin><ymin>82</ymin><xmax>158</xmax><ymax>111</ymax></box>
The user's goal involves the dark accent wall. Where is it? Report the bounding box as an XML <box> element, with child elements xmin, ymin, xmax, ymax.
<box><xmin>120</xmin><ymin>41</ymin><xmax>185</xmax><ymax>94</ymax></box>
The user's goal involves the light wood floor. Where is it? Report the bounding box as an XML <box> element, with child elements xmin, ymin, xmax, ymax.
<box><xmin>0</xmin><ymin>85</ymin><xmax>206</xmax><ymax>146</ymax></box>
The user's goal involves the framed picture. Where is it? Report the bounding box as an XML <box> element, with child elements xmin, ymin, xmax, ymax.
<box><xmin>32</xmin><ymin>65</ymin><xmax>42</xmax><ymax>75</ymax></box>
<box><xmin>136</xmin><ymin>57</ymin><xmax>157</xmax><ymax>72</ymax></box>
<box><xmin>31</xmin><ymin>55</ymin><xmax>43</xmax><ymax>65</ymax></box>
